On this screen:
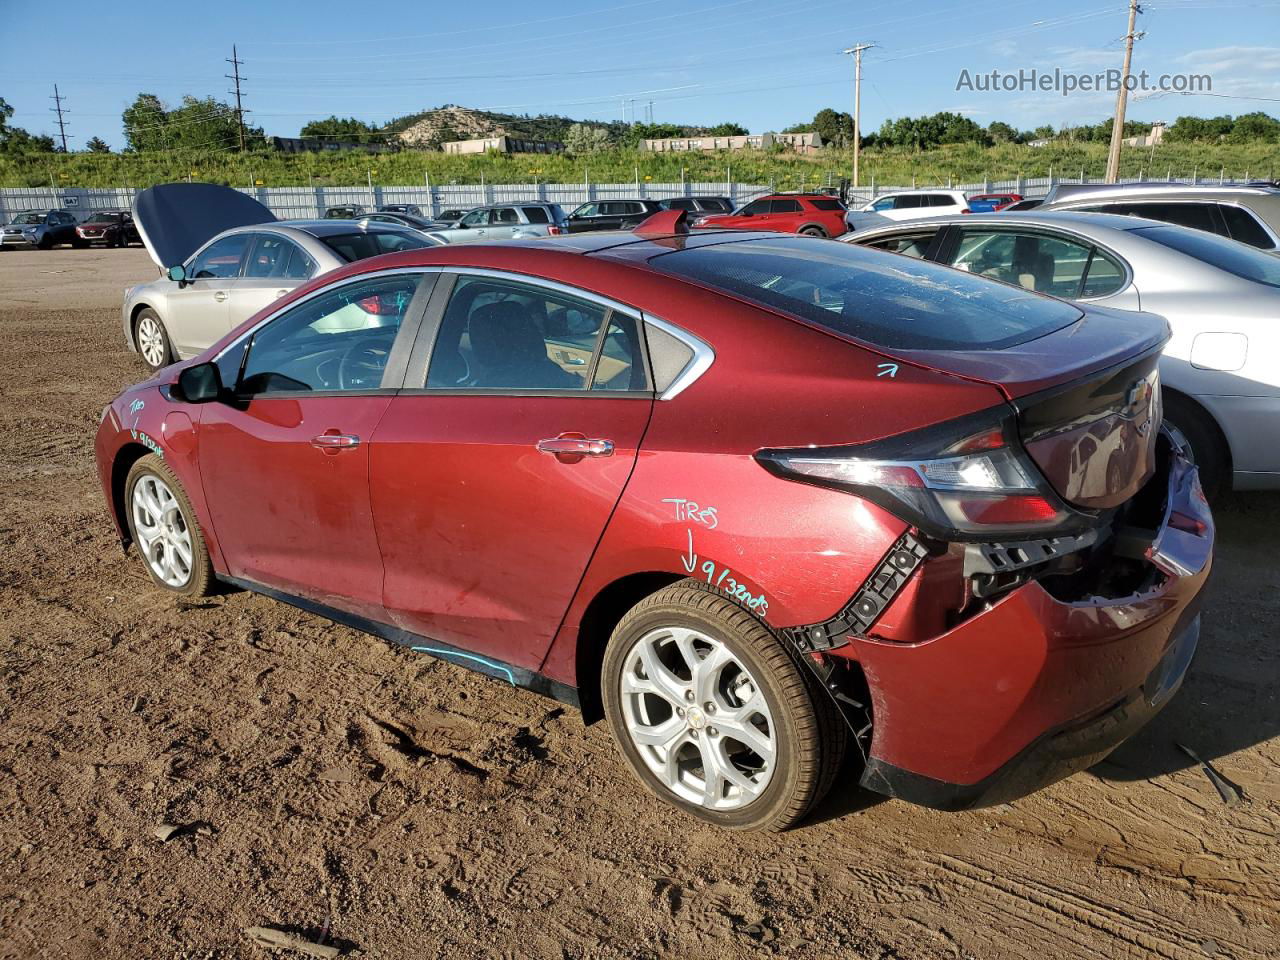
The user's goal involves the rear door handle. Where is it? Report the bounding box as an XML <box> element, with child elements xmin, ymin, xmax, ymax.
<box><xmin>537</xmin><ymin>434</ymin><xmax>614</xmax><ymax>462</ymax></box>
<box><xmin>213</xmin><ymin>290</ymin><xmax>228</xmax><ymax>302</ymax></box>
<box><xmin>311</xmin><ymin>433</ymin><xmax>360</xmax><ymax>452</ymax></box>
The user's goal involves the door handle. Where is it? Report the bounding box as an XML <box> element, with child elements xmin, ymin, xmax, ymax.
<box><xmin>311</xmin><ymin>432</ymin><xmax>360</xmax><ymax>452</ymax></box>
<box><xmin>537</xmin><ymin>434</ymin><xmax>614</xmax><ymax>463</ymax></box>
<box><xmin>213</xmin><ymin>290</ymin><xmax>229</xmax><ymax>302</ymax></box>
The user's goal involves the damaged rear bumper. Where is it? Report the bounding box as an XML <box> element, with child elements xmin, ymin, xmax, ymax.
<box><xmin>845</xmin><ymin>446</ymin><xmax>1213</xmax><ymax>810</ymax></box>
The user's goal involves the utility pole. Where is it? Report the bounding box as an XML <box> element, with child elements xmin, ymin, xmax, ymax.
<box><xmin>842</xmin><ymin>43</ymin><xmax>874</xmax><ymax>188</ymax></box>
<box><xmin>49</xmin><ymin>84</ymin><xmax>70</xmax><ymax>152</ymax></box>
<box><xmin>226</xmin><ymin>44</ymin><xmax>248</xmax><ymax>151</ymax></box>
<box><xmin>1104</xmin><ymin>0</ymin><xmax>1143</xmax><ymax>183</ymax></box>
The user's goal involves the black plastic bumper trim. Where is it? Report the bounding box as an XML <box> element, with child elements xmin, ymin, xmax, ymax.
<box><xmin>218</xmin><ymin>574</ymin><xmax>581</xmax><ymax>708</ymax></box>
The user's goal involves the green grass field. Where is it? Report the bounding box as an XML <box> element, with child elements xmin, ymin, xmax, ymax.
<box><xmin>3</xmin><ymin>140</ymin><xmax>1277</xmax><ymax>189</ymax></box>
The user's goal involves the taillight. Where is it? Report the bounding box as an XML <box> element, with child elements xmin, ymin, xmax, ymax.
<box><xmin>756</xmin><ymin>408</ymin><xmax>1082</xmax><ymax>540</ymax></box>
<box><xmin>548</xmin><ymin>225</ymin><xmax>564</xmax><ymax>235</ymax></box>
<box><xmin>357</xmin><ymin>294</ymin><xmax>388</xmax><ymax>314</ymax></box>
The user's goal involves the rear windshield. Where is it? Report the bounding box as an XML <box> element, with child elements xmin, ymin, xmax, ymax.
<box><xmin>321</xmin><ymin>230</ymin><xmax>432</xmax><ymax>262</ymax></box>
<box><xmin>1135</xmin><ymin>225</ymin><xmax>1280</xmax><ymax>288</ymax></box>
<box><xmin>651</xmin><ymin>236</ymin><xmax>1082</xmax><ymax>351</ymax></box>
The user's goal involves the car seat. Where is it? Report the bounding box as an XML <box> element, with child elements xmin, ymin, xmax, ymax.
<box><xmin>467</xmin><ymin>301</ymin><xmax>581</xmax><ymax>389</ymax></box>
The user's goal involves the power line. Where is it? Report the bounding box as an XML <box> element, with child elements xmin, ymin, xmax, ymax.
<box><xmin>49</xmin><ymin>84</ymin><xmax>70</xmax><ymax>151</ymax></box>
<box><xmin>225</xmin><ymin>44</ymin><xmax>248</xmax><ymax>152</ymax></box>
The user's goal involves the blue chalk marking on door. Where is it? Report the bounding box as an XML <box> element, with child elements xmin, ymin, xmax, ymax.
<box><xmin>410</xmin><ymin>646</ymin><xmax>516</xmax><ymax>686</ymax></box>
<box><xmin>876</xmin><ymin>362</ymin><xmax>899</xmax><ymax>378</ymax></box>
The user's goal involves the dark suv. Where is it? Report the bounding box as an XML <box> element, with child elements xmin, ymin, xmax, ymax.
<box><xmin>564</xmin><ymin>199</ymin><xmax>664</xmax><ymax>233</ymax></box>
<box><xmin>660</xmin><ymin>196</ymin><xmax>734</xmax><ymax>217</ymax></box>
<box><xmin>76</xmin><ymin>211</ymin><xmax>141</xmax><ymax>248</ymax></box>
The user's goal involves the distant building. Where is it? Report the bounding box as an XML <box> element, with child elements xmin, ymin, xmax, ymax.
<box><xmin>772</xmin><ymin>131</ymin><xmax>823</xmax><ymax>153</ymax></box>
<box><xmin>642</xmin><ymin>131</ymin><xmax>824</xmax><ymax>153</ymax></box>
<box><xmin>442</xmin><ymin>136</ymin><xmax>564</xmax><ymax>155</ymax></box>
<box><xmin>271</xmin><ymin>135</ymin><xmax>395</xmax><ymax>153</ymax></box>
<box><xmin>1123</xmin><ymin>121</ymin><xmax>1166</xmax><ymax>149</ymax></box>
<box><xmin>1027</xmin><ymin>137</ymin><xmax>1054</xmax><ymax>148</ymax></box>
<box><xmin>643</xmin><ymin>134</ymin><xmax>772</xmax><ymax>152</ymax></box>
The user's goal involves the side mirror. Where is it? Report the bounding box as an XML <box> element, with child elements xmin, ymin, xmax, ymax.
<box><xmin>167</xmin><ymin>264</ymin><xmax>187</xmax><ymax>284</ymax></box>
<box><xmin>175</xmin><ymin>362</ymin><xmax>223</xmax><ymax>404</ymax></box>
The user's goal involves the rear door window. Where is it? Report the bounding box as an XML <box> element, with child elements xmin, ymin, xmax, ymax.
<box><xmin>667</xmin><ymin>199</ymin><xmax>696</xmax><ymax>211</ymax></box>
<box><xmin>895</xmin><ymin>195</ymin><xmax>925</xmax><ymax>209</ymax></box>
<box><xmin>426</xmin><ymin>275</ymin><xmax>645</xmax><ymax>391</ymax></box>
<box><xmin>493</xmin><ymin>207</ymin><xmax>520</xmax><ymax>224</ymax></box>
<box><xmin>771</xmin><ymin>198</ymin><xmax>802</xmax><ymax>214</ymax></box>
<box><xmin>246</xmin><ymin>234</ymin><xmax>307</xmax><ymax>279</ymax></box>
<box><xmin>652</xmin><ymin>236</ymin><xmax>1081</xmax><ymax>351</ymax></box>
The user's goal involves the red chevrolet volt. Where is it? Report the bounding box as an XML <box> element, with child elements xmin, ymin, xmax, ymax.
<box><xmin>96</xmin><ymin>203</ymin><xmax>1212</xmax><ymax>831</ymax></box>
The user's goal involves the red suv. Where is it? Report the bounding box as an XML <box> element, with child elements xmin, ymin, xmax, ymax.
<box><xmin>694</xmin><ymin>193</ymin><xmax>848</xmax><ymax>237</ymax></box>
<box><xmin>96</xmin><ymin>205</ymin><xmax>1212</xmax><ymax>831</ymax></box>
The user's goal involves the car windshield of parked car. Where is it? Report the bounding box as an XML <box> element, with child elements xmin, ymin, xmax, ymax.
<box><xmin>652</xmin><ymin>236</ymin><xmax>1082</xmax><ymax>351</ymax></box>
<box><xmin>84</xmin><ymin>213</ymin><xmax>118</xmax><ymax>223</ymax></box>
<box><xmin>1135</xmin><ymin>225</ymin><xmax>1280</xmax><ymax>288</ymax></box>
<box><xmin>12</xmin><ymin>212</ymin><xmax>47</xmax><ymax>224</ymax></box>
<box><xmin>320</xmin><ymin>230</ymin><xmax>432</xmax><ymax>262</ymax></box>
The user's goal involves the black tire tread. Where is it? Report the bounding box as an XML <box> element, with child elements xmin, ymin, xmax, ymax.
<box><xmin>606</xmin><ymin>578</ymin><xmax>846</xmax><ymax>831</ymax></box>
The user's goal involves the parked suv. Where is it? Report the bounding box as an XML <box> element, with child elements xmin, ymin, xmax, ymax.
<box><xmin>851</xmin><ymin>190</ymin><xmax>971</xmax><ymax>224</ymax></box>
<box><xmin>693</xmin><ymin>193</ymin><xmax>848</xmax><ymax>237</ymax></box>
<box><xmin>76</xmin><ymin>210</ymin><xmax>141</xmax><ymax>248</ymax></box>
<box><xmin>660</xmin><ymin>196</ymin><xmax>734</xmax><ymax>217</ymax></box>
<box><xmin>323</xmin><ymin>204</ymin><xmax>368</xmax><ymax>219</ymax></box>
<box><xmin>95</xmin><ymin>221</ymin><xmax>1211</xmax><ymax>831</ymax></box>
<box><xmin>1040</xmin><ymin>183</ymin><xmax>1280</xmax><ymax>251</ymax></box>
<box><xmin>443</xmin><ymin>202</ymin><xmax>568</xmax><ymax>242</ymax></box>
<box><xmin>565</xmin><ymin>198</ymin><xmax>664</xmax><ymax>233</ymax></box>
<box><xmin>1</xmin><ymin>209</ymin><xmax>82</xmax><ymax>249</ymax></box>
<box><xmin>378</xmin><ymin>203</ymin><xmax>424</xmax><ymax>217</ymax></box>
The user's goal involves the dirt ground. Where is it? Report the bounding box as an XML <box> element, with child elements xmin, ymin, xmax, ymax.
<box><xmin>0</xmin><ymin>246</ymin><xmax>1277</xmax><ymax>960</ymax></box>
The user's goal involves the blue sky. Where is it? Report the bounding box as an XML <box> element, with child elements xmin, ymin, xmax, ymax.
<box><xmin>3</xmin><ymin>0</ymin><xmax>1279</xmax><ymax>148</ymax></box>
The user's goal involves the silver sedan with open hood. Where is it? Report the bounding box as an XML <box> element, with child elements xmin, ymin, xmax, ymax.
<box><xmin>124</xmin><ymin>183</ymin><xmax>440</xmax><ymax>370</ymax></box>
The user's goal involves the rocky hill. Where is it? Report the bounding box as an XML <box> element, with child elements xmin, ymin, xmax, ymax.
<box><xmin>389</xmin><ymin>105</ymin><xmax>602</xmax><ymax>147</ymax></box>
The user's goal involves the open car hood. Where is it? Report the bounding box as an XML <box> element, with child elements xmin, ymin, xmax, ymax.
<box><xmin>132</xmin><ymin>183</ymin><xmax>276</xmax><ymax>269</ymax></box>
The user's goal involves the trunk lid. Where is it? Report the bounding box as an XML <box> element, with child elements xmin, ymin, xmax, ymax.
<box><xmin>892</xmin><ymin>304</ymin><xmax>1168</xmax><ymax>510</ymax></box>
<box><xmin>133</xmin><ymin>182</ymin><xmax>276</xmax><ymax>270</ymax></box>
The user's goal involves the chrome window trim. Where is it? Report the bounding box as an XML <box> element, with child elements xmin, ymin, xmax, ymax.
<box><xmin>211</xmin><ymin>265</ymin><xmax>444</xmax><ymax>365</ymax></box>
<box><xmin>643</xmin><ymin>313</ymin><xmax>715</xmax><ymax>401</ymax></box>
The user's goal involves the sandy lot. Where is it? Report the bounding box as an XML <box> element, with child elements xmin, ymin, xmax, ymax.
<box><xmin>0</xmin><ymin>247</ymin><xmax>1277</xmax><ymax>960</ymax></box>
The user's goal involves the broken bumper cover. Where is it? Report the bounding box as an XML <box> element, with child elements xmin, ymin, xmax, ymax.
<box><xmin>849</xmin><ymin>450</ymin><xmax>1213</xmax><ymax>810</ymax></box>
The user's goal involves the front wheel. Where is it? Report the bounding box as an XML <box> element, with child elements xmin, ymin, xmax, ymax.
<box><xmin>134</xmin><ymin>308</ymin><xmax>173</xmax><ymax>370</ymax></box>
<box><xmin>602</xmin><ymin>581</ymin><xmax>846</xmax><ymax>831</ymax></box>
<box><xmin>124</xmin><ymin>455</ymin><xmax>213</xmax><ymax>596</ymax></box>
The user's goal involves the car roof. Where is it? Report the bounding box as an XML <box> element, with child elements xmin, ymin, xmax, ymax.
<box><xmin>1047</xmin><ymin>182</ymin><xmax>1279</xmax><ymax>203</ymax></box>
<box><xmin>273</xmin><ymin>219</ymin><xmax>422</xmax><ymax>237</ymax></box>
<box><xmin>846</xmin><ymin>209</ymin><xmax>1171</xmax><ymax>237</ymax></box>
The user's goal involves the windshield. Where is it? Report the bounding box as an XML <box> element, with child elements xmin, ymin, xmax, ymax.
<box><xmin>321</xmin><ymin>230</ymin><xmax>432</xmax><ymax>262</ymax></box>
<box><xmin>1135</xmin><ymin>225</ymin><xmax>1280</xmax><ymax>288</ymax></box>
<box><xmin>12</xmin><ymin>212</ymin><xmax>47</xmax><ymax>224</ymax></box>
<box><xmin>652</xmin><ymin>236</ymin><xmax>1083</xmax><ymax>351</ymax></box>
<box><xmin>84</xmin><ymin>213</ymin><xmax>118</xmax><ymax>223</ymax></box>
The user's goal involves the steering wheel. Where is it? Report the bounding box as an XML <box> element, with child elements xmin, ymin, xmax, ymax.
<box><xmin>337</xmin><ymin>334</ymin><xmax>395</xmax><ymax>390</ymax></box>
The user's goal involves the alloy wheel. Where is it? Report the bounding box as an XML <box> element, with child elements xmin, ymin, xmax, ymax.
<box><xmin>136</xmin><ymin>315</ymin><xmax>167</xmax><ymax>368</ymax></box>
<box><xmin>619</xmin><ymin>625</ymin><xmax>776</xmax><ymax>811</ymax></box>
<box><xmin>131</xmin><ymin>474</ymin><xmax>193</xmax><ymax>587</ymax></box>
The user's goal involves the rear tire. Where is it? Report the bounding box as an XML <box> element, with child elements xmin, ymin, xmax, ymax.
<box><xmin>1164</xmin><ymin>392</ymin><xmax>1228</xmax><ymax>499</ymax></box>
<box><xmin>124</xmin><ymin>455</ymin><xmax>214</xmax><ymax>597</ymax></box>
<box><xmin>798</xmin><ymin>225</ymin><xmax>827</xmax><ymax>237</ymax></box>
<box><xmin>134</xmin><ymin>308</ymin><xmax>173</xmax><ymax>371</ymax></box>
<box><xmin>602</xmin><ymin>580</ymin><xmax>846</xmax><ymax>831</ymax></box>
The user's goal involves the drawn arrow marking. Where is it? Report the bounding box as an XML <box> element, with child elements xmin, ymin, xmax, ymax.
<box><xmin>877</xmin><ymin>362</ymin><xmax>899</xmax><ymax>378</ymax></box>
<box><xmin>681</xmin><ymin>528</ymin><xmax>698</xmax><ymax>573</ymax></box>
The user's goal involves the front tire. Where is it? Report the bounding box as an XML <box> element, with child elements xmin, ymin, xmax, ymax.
<box><xmin>602</xmin><ymin>581</ymin><xmax>846</xmax><ymax>831</ymax></box>
<box><xmin>134</xmin><ymin>308</ymin><xmax>173</xmax><ymax>371</ymax></box>
<box><xmin>1164</xmin><ymin>392</ymin><xmax>1228</xmax><ymax>499</ymax></box>
<box><xmin>124</xmin><ymin>455</ymin><xmax>213</xmax><ymax>597</ymax></box>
